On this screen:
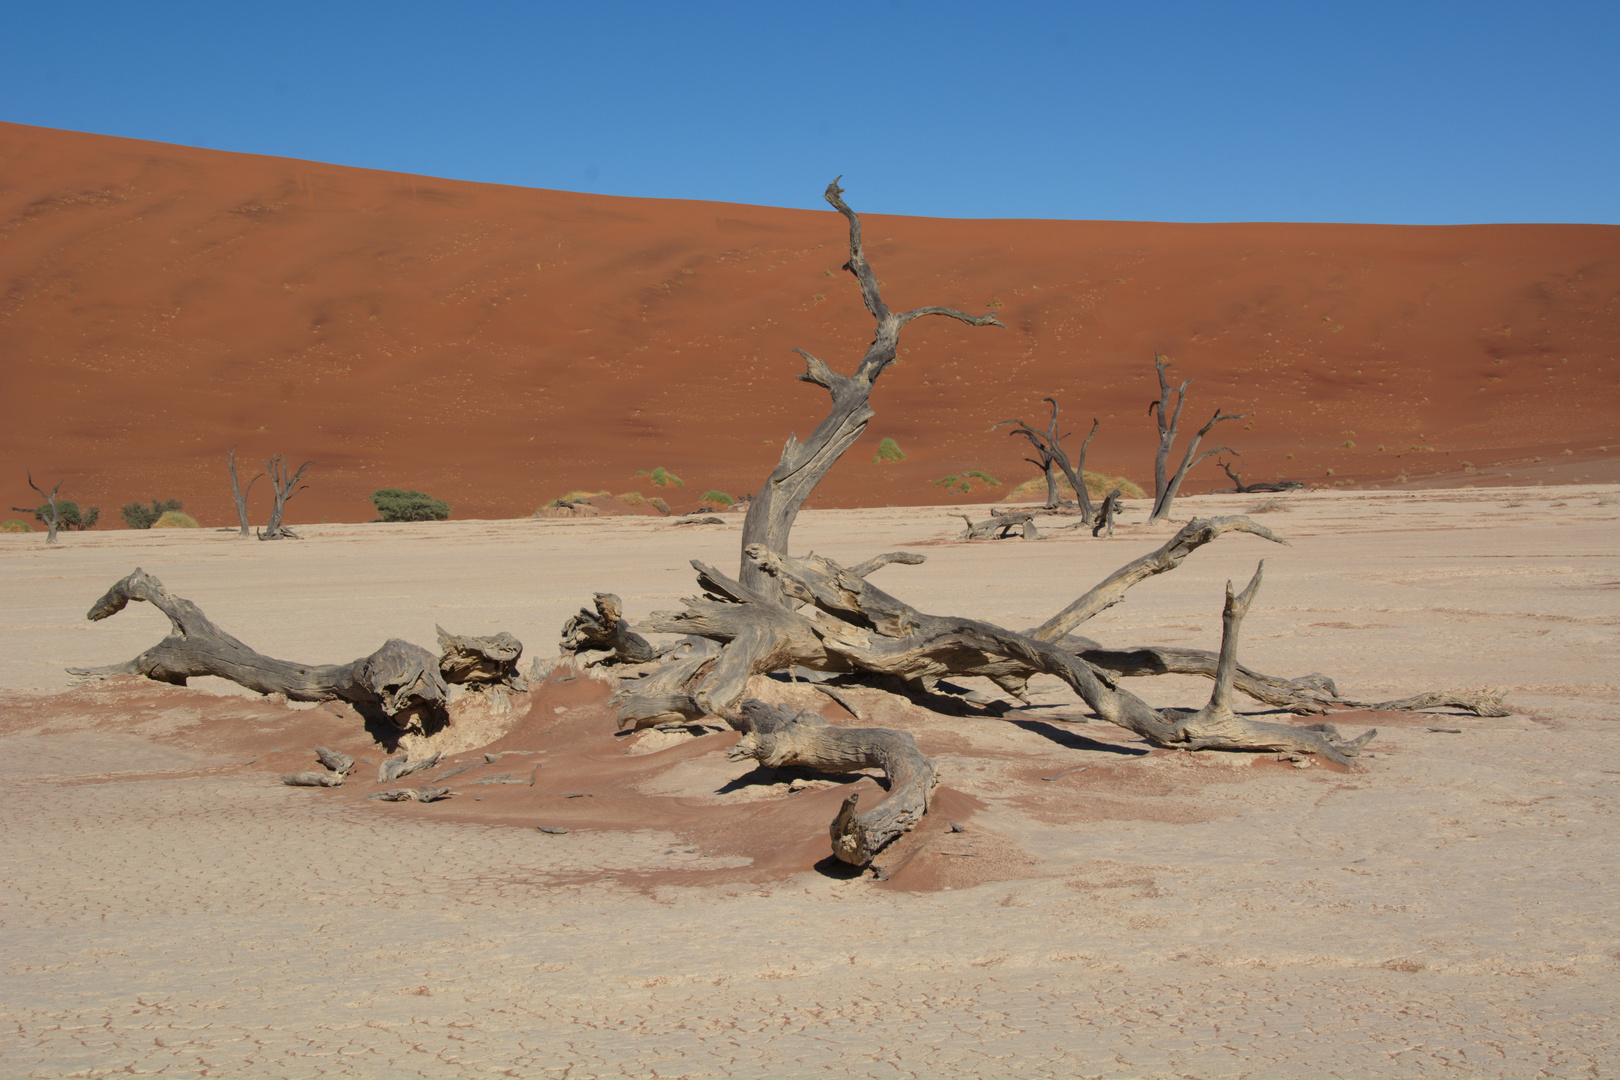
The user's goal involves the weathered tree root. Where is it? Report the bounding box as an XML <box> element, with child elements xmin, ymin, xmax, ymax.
<box><xmin>282</xmin><ymin>771</ymin><xmax>342</xmax><ymax>788</ymax></box>
<box><xmin>378</xmin><ymin>752</ymin><xmax>442</xmax><ymax>783</ymax></box>
<box><xmin>71</xmin><ymin>569</ymin><xmax>529</xmax><ymax>732</ymax></box>
<box><xmin>367</xmin><ymin>786</ymin><xmax>451</xmax><ymax>803</ymax></box>
<box><xmin>729</xmin><ymin>700</ymin><xmax>935</xmax><ymax>866</ymax></box>
<box><xmin>957</xmin><ymin>512</ymin><xmax>1038</xmax><ymax>540</ymax></box>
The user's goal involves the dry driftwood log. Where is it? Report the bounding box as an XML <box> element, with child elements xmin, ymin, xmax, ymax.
<box><xmin>1219</xmin><ymin>457</ymin><xmax>1304</xmax><ymax>494</ymax></box>
<box><xmin>68</xmin><ymin>569</ymin><xmax>534</xmax><ymax>732</ymax></box>
<box><xmin>1148</xmin><ymin>355</ymin><xmax>1247</xmax><ymax>522</ymax></box>
<box><xmin>956</xmin><ymin>511</ymin><xmax>1038</xmax><ymax>540</ymax></box>
<box><xmin>730</xmin><ymin>700</ymin><xmax>935</xmax><ymax>866</ymax></box>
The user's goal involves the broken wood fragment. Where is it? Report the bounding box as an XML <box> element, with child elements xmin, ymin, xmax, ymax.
<box><xmin>314</xmin><ymin>747</ymin><xmax>354</xmax><ymax>775</ymax></box>
<box><xmin>367</xmin><ymin>785</ymin><xmax>450</xmax><ymax>802</ymax></box>
<box><xmin>282</xmin><ymin>772</ymin><xmax>342</xmax><ymax>787</ymax></box>
<box><xmin>436</xmin><ymin>626</ymin><xmax>528</xmax><ymax>691</ymax></box>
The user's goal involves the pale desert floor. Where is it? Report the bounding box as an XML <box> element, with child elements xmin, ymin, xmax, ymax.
<box><xmin>1</xmin><ymin>487</ymin><xmax>1617</xmax><ymax>1079</ymax></box>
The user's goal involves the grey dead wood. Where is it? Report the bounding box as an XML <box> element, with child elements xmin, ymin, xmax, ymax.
<box><xmin>561</xmin><ymin>594</ymin><xmax>658</xmax><ymax>665</ymax></box>
<box><xmin>1219</xmin><ymin>456</ymin><xmax>1304</xmax><ymax>494</ymax></box>
<box><xmin>1092</xmin><ymin>488</ymin><xmax>1122</xmax><ymax>537</ymax></box>
<box><xmin>994</xmin><ymin>398</ymin><xmax>1097</xmax><ymax>520</ymax></box>
<box><xmin>674</xmin><ymin>515</ymin><xmax>727</xmax><ymax>526</ymax></box>
<box><xmin>378</xmin><ymin>752</ymin><xmax>441</xmax><ymax>783</ymax></box>
<box><xmin>11</xmin><ymin>470</ymin><xmax>64</xmax><ymax>545</ymax></box>
<box><xmin>282</xmin><ymin>772</ymin><xmax>342</xmax><ymax>788</ymax></box>
<box><xmin>730</xmin><ymin>700</ymin><xmax>935</xmax><ymax>867</ymax></box>
<box><xmin>367</xmin><ymin>785</ymin><xmax>450</xmax><ymax>802</ymax></box>
<box><xmin>259</xmin><ymin>454</ymin><xmax>311</xmax><ymax>540</ymax></box>
<box><xmin>314</xmin><ymin>747</ymin><xmax>354</xmax><ymax>775</ymax></box>
<box><xmin>69</xmin><ymin>568</ymin><xmax>450</xmax><ymax>730</ymax></box>
<box><xmin>223</xmin><ymin>445</ymin><xmax>262</xmax><ymax>538</ymax></box>
<box><xmin>735</xmin><ymin>177</ymin><xmax>1002</xmax><ymax>607</ymax></box>
<box><xmin>956</xmin><ymin>512</ymin><xmax>1039</xmax><ymax>540</ymax></box>
<box><xmin>1147</xmin><ymin>354</ymin><xmax>1247</xmax><ymax>523</ymax></box>
<box><xmin>436</xmin><ymin>626</ymin><xmax>529</xmax><ymax>691</ymax></box>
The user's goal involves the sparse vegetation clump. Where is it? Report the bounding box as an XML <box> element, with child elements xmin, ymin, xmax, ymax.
<box><xmin>649</xmin><ymin>497</ymin><xmax>671</xmax><ymax>515</ymax></box>
<box><xmin>619</xmin><ymin>492</ymin><xmax>646</xmax><ymax>506</ymax></box>
<box><xmin>151</xmin><ymin>510</ymin><xmax>200</xmax><ymax>529</ymax></box>
<box><xmin>872</xmin><ymin>437</ymin><xmax>906</xmax><ymax>463</ymax></box>
<box><xmin>30</xmin><ymin>500</ymin><xmax>98</xmax><ymax>530</ymax></box>
<box><xmin>1247</xmin><ymin>499</ymin><xmax>1291</xmax><ymax>514</ymax></box>
<box><xmin>121</xmin><ymin>499</ymin><xmax>184</xmax><ymax>530</ymax></box>
<box><xmin>371</xmin><ymin>489</ymin><xmax>450</xmax><ymax>522</ymax></box>
<box><xmin>1007</xmin><ymin>472</ymin><xmax>1144</xmax><ymax>503</ymax></box>
<box><xmin>700</xmin><ymin>490</ymin><xmax>734</xmax><ymax>506</ymax></box>
<box><xmin>1</xmin><ymin>519</ymin><xmax>30</xmax><ymax>533</ymax></box>
<box><xmin>933</xmin><ymin>470</ymin><xmax>999</xmax><ymax>494</ymax></box>
<box><xmin>635</xmin><ymin>467</ymin><xmax>684</xmax><ymax>488</ymax></box>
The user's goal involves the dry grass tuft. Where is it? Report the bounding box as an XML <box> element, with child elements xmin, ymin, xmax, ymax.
<box><xmin>1006</xmin><ymin>472</ymin><xmax>1145</xmax><ymax>503</ymax></box>
<box><xmin>150</xmin><ymin>510</ymin><xmax>200</xmax><ymax>529</ymax></box>
<box><xmin>1247</xmin><ymin>499</ymin><xmax>1291</xmax><ymax>514</ymax></box>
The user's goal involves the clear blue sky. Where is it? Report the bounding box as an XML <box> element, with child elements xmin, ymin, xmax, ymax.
<box><xmin>3</xmin><ymin>1</ymin><xmax>1616</xmax><ymax>224</ymax></box>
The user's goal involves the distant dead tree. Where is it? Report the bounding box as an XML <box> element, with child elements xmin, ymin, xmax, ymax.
<box><xmin>224</xmin><ymin>446</ymin><xmax>263</xmax><ymax>538</ymax></box>
<box><xmin>994</xmin><ymin>397</ymin><xmax>1098</xmax><ymax>519</ymax></box>
<box><xmin>1218</xmin><ymin>457</ymin><xmax>1304</xmax><ymax>495</ymax></box>
<box><xmin>11</xmin><ymin>470</ymin><xmax>64</xmax><ymax>545</ymax></box>
<box><xmin>1147</xmin><ymin>354</ymin><xmax>1247</xmax><ymax>523</ymax></box>
<box><xmin>260</xmin><ymin>455</ymin><xmax>311</xmax><ymax>540</ymax></box>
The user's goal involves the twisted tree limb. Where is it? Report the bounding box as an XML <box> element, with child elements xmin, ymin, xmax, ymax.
<box><xmin>71</xmin><ymin>568</ymin><xmax>456</xmax><ymax>729</ymax></box>
<box><xmin>736</xmin><ymin>178</ymin><xmax>1001</xmax><ymax>605</ymax></box>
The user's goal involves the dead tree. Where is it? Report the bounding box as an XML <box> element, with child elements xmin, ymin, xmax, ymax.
<box><xmin>995</xmin><ymin>398</ymin><xmax>1097</xmax><ymax>519</ymax></box>
<box><xmin>70</xmin><ymin>568</ymin><xmax>530</xmax><ymax>731</ymax></box>
<box><xmin>224</xmin><ymin>446</ymin><xmax>263</xmax><ymax>538</ymax></box>
<box><xmin>736</xmin><ymin>178</ymin><xmax>1002</xmax><ymax>606</ymax></box>
<box><xmin>1219</xmin><ymin>457</ymin><xmax>1304</xmax><ymax>494</ymax></box>
<box><xmin>1147</xmin><ymin>355</ymin><xmax>1246</xmax><ymax>523</ymax></box>
<box><xmin>260</xmin><ymin>455</ymin><xmax>311</xmax><ymax>540</ymax></box>
<box><xmin>556</xmin><ymin>185</ymin><xmax>1503</xmax><ymax>870</ymax></box>
<box><xmin>11</xmin><ymin>470</ymin><xmax>64</xmax><ymax>545</ymax></box>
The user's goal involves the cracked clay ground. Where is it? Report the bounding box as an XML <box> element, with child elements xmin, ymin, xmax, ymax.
<box><xmin>1</xmin><ymin>488</ymin><xmax>1617</xmax><ymax>1078</ymax></box>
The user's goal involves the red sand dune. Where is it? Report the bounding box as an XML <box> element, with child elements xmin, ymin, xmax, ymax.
<box><xmin>3</xmin><ymin>121</ymin><xmax>1616</xmax><ymax>526</ymax></box>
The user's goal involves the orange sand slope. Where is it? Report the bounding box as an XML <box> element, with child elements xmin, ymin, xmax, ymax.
<box><xmin>2</xmin><ymin>121</ymin><xmax>1616</xmax><ymax>525</ymax></box>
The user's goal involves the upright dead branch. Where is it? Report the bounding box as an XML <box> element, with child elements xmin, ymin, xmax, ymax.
<box><xmin>224</xmin><ymin>445</ymin><xmax>262</xmax><ymax>538</ymax></box>
<box><xmin>260</xmin><ymin>454</ymin><xmax>311</xmax><ymax>540</ymax></box>
<box><xmin>995</xmin><ymin>398</ymin><xmax>1097</xmax><ymax>520</ymax></box>
<box><xmin>11</xmin><ymin>470</ymin><xmax>64</xmax><ymax>545</ymax></box>
<box><xmin>1147</xmin><ymin>355</ymin><xmax>1246</xmax><ymax>522</ymax></box>
<box><xmin>736</xmin><ymin>178</ymin><xmax>1002</xmax><ymax>605</ymax></box>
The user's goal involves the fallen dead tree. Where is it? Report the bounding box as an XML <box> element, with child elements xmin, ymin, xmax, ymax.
<box><xmin>956</xmin><ymin>511</ymin><xmax>1038</xmax><ymax>540</ymax></box>
<box><xmin>70</xmin><ymin>567</ymin><xmax>526</xmax><ymax>731</ymax></box>
<box><xmin>556</xmin><ymin>181</ymin><xmax>1507</xmax><ymax>870</ymax></box>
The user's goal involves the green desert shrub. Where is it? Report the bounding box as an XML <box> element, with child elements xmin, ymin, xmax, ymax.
<box><xmin>1006</xmin><ymin>472</ymin><xmax>1145</xmax><ymax>502</ymax></box>
<box><xmin>700</xmin><ymin>490</ymin><xmax>734</xmax><ymax>506</ymax></box>
<box><xmin>618</xmin><ymin>491</ymin><xmax>646</xmax><ymax>506</ymax></box>
<box><xmin>932</xmin><ymin>470</ymin><xmax>999</xmax><ymax>495</ymax></box>
<box><xmin>31</xmin><ymin>500</ymin><xmax>98</xmax><ymax>530</ymax></box>
<box><xmin>151</xmin><ymin>510</ymin><xmax>200</xmax><ymax>529</ymax></box>
<box><xmin>121</xmin><ymin>498</ymin><xmax>183</xmax><ymax>530</ymax></box>
<box><xmin>371</xmin><ymin>488</ymin><xmax>450</xmax><ymax>522</ymax></box>
<box><xmin>1</xmin><ymin>519</ymin><xmax>30</xmax><ymax>533</ymax></box>
<box><xmin>636</xmin><ymin>467</ymin><xmax>684</xmax><ymax>488</ymax></box>
<box><xmin>872</xmin><ymin>437</ymin><xmax>906</xmax><ymax>464</ymax></box>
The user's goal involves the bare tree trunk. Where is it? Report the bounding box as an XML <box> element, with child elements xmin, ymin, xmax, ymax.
<box><xmin>261</xmin><ymin>455</ymin><xmax>311</xmax><ymax>540</ymax></box>
<box><xmin>737</xmin><ymin>179</ymin><xmax>1002</xmax><ymax>605</ymax></box>
<box><xmin>224</xmin><ymin>445</ymin><xmax>262</xmax><ymax>538</ymax></box>
<box><xmin>996</xmin><ymin>399</ymin><xmax>1097</xmax><ymax>520</ymax></box>
<box><xmin>11</xmin><ymin>470</ymin><xmax>63</xmax><ymax>545</ymax></box>
<box><xmin>1091</xmin><ymin>488</ymin><xmax>1121</xmax><ymax>537</ymax></box>
<box><xmin>69</xmin><ymin>569</ymin><xmax>449</xmax><ymax>729</ymax></box>
<box><xmin>1146</xmin><ymin>355</ymin><xmax>1246</xmax><ymax>523</ymax></box>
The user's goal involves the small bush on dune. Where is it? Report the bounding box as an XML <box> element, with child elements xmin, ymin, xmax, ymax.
<box><xmin>649</xmin><ymin>497</ymin><xmax>671</xmax><ymax>515</ymax></box>
<box><xmin>932</xmin><ymin>470</ymin><xmax>999</xmax><ymax>495</ymax></box>
<box><xmin>872</xmin><ymin>437</ymin><xmax>906</xmax><ymax>464</ymax></box>
<box><xmin>1006</xmin><ymin>472</ymin><xmax>1145</xmax><ymax>503</ymax></box>
<box><xmin>700</xmin><ymin>490</ymin><xmax>734</xmax><ymax>506</ymax></box>
<box><xmin>151</xmin><ymin>510</ymin><xmax>200</xmax><ymax>529</ymax></box>
<box><xmin>1</xmin><ymin>519</ymin><xmax>30</xmax><ymax>533</ymax></box>
<box><xmin>371</xmin><ymin>489</ymin><xmax>450</xmax><ymax>522</ymax></box>
<box><xmin>636</xmin><ymin>467</ymin><xmax>684</xmax><ymax>488</ymax></box>
<box><xmin>619</xmin><ymin>491</ymin><xmax>646</xmax><ymax>506</ymax></box>
<box><xmin>121</xmin><ymin>498</ymin><xmax>183</xmax><ymax>530</ymax></box>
